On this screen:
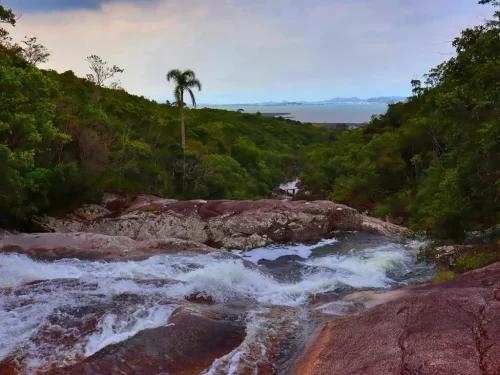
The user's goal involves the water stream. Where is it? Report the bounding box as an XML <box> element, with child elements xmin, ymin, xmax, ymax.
<box><xmin>0</xmin><ymin>233</ymin><xmax>433</xmax><ymax>374</ymax></box>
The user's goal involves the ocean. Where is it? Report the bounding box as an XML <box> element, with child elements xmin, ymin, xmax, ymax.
<box><xmin>205</xmin><ymin>103</ymin><xmax>389</xmax><ymax>123</ymax></box>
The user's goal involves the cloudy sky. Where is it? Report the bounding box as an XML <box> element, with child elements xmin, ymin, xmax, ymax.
<box><xmin>3</xmin><ymin>0</ymin><xmax>493</xmax><ymax>103</ymax></box>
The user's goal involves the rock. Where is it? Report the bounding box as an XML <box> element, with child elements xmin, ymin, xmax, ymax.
<box><xmin>46</xmin><ymin>305</ymin><xmax>246</xmax><ymax>375</ymax></box>
<box><xmin>185</xmin><ymin>292</ymin><xmax>216</xmax><ymax>305</ymax></box>
<box><xmin>308</xmin><ymin>291</ymin><xmax>341</xmax><ymax>305</ymax></box>
<box><xmin>0</xmin><ymin>229</ymin><xmax>16</xmax><ymax>239</ymax></box>
<box><xmin>360</xmin><ymin>214</ymin><xmax>404</xmax><ymax>237</ymax></box>
<box><xmin>0</xmin><ymin>232</ymin><xmax>219</xmax><ymax>261</ymax></box>
<box><xmin>432</xmin><ymin>244</ymin><xmax>493</xmax><ymax>270</ymax></box>
<box><xmin>101</xmin><ymin>193</ymin><xmax>128</xmax><ymax>211</ymax></box>
<box><xmin>34</xmin><ymin>199</ymin><xmax>404</xmax><ymax>251</ymax></box>
<box><xmin>293</xmin><ymin>261</ymin><xmax>500</xmax><ymax>375</ymax></box>
<box><xmin>32</xmin><ymin>215</ymin><xmax>86</xmax><ymax>233</ymax></box>
<box><xmin>206</xmin><ymin>306</ymin><xmax>310</xmax><ymax>375</ymax></box>
<box><xmin>385</xmin><ymin>214</ymin><xmax>405</xmax><ymax>226</ymax></box>
<box><xmin>312</xmin><ymin>300</ymin><xmax>364</xmax><ymax>316</ymax></box>
<box><xmin>271</xmin><ymin>188</ymin><xmax>293</xmax><ymax>201</ymax></box>
<box><xmin>123</xmin><ymin>195</ymin><xmax>178</xmax><ymax>214</ymax></box>
<box><xmin>341</xmin><ymin>289</ymin><xmax>407</xmax><ymax>308</ymax></box>
<box><xmin>465</xmin><ymin>226</ymin><xmax>500</xmax><ymax>245</ymax></box>
<box><xmin>73</xmin><ymin>204</ymin><xmax>112</xmax><ymax>221</ymax></box>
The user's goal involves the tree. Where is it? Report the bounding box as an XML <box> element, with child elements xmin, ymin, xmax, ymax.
<box><xmin>21</xmin><ymin>36</ymin><xmax>50</xmax><ymax>65</ymax></box>
<box><xmin>0</xmin><ymin>2</ymin><xmax>17</xmax><ymax>44</ymax></box>
<box><xmin>166</xmin><ymin>69</ymin><xmax>202</xmax><ymax>190</ymax></box>
<box><xmin>86</xmin><ymin>55</ymin><xmax>124</xmax><ymax>88</ymax></box>
<box><xmin>166</xmin><ymin>69</ymin><xmax>202</xmax><ymax>150</ymax></box>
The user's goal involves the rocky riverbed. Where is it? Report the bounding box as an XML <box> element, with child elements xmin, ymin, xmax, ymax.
<box><xmin>0</xmin><ymin>232</ymin><xmax>430</xmax><ymax>374</ymax></box>
<box><xmin>1</xmin><ymin>196</ymin><xmax>499</xmax><ymax>374</ymax></box>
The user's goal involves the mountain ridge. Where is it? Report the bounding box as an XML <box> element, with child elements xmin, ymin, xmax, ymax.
<box><xmin>205</xmin><ymin>96</ymin><xmax>406</xmax><ymax>106</ymax></box>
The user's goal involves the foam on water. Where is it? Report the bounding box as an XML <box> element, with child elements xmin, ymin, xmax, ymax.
<box><xmin>0</xmin><ymin>237</ymin><xmax>430</xmax><ymax>373</ymax></box>
<box><xmin>232</xmin><ymin>238</ymin><xmax>338</xmax><ymax>263</ymax></box>
<box><xmin>203</xmin><ymin>307</ymin><xmax>306</xmax><ymax>375</ymax></box>
<box><xmin>85</xmin><ymin>304</ymin><xmax>176</xmax><ymax>357</ymax></box>
<box><xmin>303</xmin><ymin>244</ymin><xmax>410</xmax><ymax>288</ymax></box>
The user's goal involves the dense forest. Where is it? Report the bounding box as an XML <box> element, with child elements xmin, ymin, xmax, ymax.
<box><xmin>1</xmin><ymin>0</ymin><xmax>500</xmax><ymax>247</ymax></box>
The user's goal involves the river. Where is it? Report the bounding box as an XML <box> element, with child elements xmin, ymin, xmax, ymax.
<box><xmin>0</xmin><ymin>233</ymin><xmax>433</xmax><ymax>374</ymax></box>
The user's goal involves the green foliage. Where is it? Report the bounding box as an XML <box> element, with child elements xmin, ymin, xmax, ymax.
<box><xmin>0</xmin><ymin>29</ymin><xmax>339</xmax><ymax>227</ymax></box>
<box><xmin>21</xmin><ymin>36</ymin><xmax>50</xmax><ymax>66</ymax></box>
<box><xmin>416</xmin><ymin>242</ymin><xmax>440</xmax><ymax>264</ymax></box>
<box><xmin>300</xmin><ymin>1</ymin><xmax>500</xmax><ymax>241</ymax></box>
<box><xmin>86</xmin><ymin>55</ymin><xmax>124</xmax><ymax>88</ymax></box>
<box><xmin>0</xmin><ymin>2</ymin><xmax>17</xmax><ymax>46</ymax></box>
<box><xmin>0</xmin><ymin>3</ymin><xmax>15</xmax><ymax>26</ymax></box>
<box><xmin>166</xmin><ymin>69</ymin><xmax>202</xmax><ymax>107</ymax></box>
<box><xmin>0</xmin><ymin>58</ymin><xmax>79</xmax><ymax>226</ymax></box>
<box><xmin>455</xmin><ymin>251</ymin><xmax>500</xmax><ymax>272</ymax></box>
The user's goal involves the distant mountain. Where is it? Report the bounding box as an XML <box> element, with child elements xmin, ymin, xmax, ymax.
<box><xmin>205</xmin><ymin>96</ymin><xmax>406</xmax><ymax>107</ymax></box>
<box><xmin>327</xmin><ymin>96</ymin><xmax>406</xmax><ymax>104</ymax></box>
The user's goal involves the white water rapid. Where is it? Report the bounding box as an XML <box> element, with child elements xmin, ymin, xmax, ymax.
<box><xmin>0</xmin><ymin>234</ymin><xmax>432</xmax><ymax>374</ymax></box>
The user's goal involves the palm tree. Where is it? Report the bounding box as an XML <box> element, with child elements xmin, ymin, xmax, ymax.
<box><xmin>166</xmin><ymin>69</ymin><xmax>202</xmax><ymax>152</ymax></box>
<box><xmin>166</xmin><ymin>69</ymin><xmax>202</xmax><ymax>192</ymax></box>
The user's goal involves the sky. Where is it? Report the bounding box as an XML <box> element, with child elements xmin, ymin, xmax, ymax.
<box><xmin>3</xmin><ymin>0</ymin><xmax>494</xmax><ymax>104</ymax></box>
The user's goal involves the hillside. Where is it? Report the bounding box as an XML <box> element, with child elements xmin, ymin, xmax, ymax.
<box><xmin>0</xmin><ymin>36</ymin><xmax>339</xmax><ymax>228</ymax></box>
<box><xmin>299</xmin><ymin>0</ymin><xmax>500</xmax><ymax>242</ymax></box>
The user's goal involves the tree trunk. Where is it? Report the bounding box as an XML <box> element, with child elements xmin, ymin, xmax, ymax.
<box><xmin>180</xmin><ymin>100</ymin><xmax>186</xmax><ymax>193</ymax></box>
<box><xmin>180</xmin><ymin>104</ymin><xmax>185</xmax><ymax>150</ymax></box>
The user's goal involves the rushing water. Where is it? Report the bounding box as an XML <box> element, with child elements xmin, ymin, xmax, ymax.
<box><xmin>0</xmin><ymin>233</ymin><xmax>433</xmax><ymax>374</ymax></box>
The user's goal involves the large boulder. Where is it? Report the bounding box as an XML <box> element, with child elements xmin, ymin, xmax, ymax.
<box><xmin>46</xmin><ymin>305</ymin><xmax>246</xmax><ymax>375</ymax></box>
<box><xmin>34</xmin><ymin>197</ymin><xmax>403</xmax><ymax>250</ymax></box>
<box><xmin>0</xmin><ymin>232</ymin><xmax>219</xmax><ymax>261</ymax></box>
<box><xmin>293</xmin><ymin>262</ymin><xmax>500</xmax><ymax>375</ymax></box>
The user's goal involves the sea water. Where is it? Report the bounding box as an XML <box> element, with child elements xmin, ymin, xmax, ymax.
<box><xmin>206</xmin><ymin>103</ymin><xmax>389</xmax><ymax>123</ymax></box>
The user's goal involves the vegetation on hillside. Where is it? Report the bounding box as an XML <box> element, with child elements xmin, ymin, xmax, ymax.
<box><xmin>300</xmin><ymin>0</ymin><xmax>500</xmax><ymax>242</ymax></box>
<box><xmin>0</xmin><ymin>3</ymin><xmax>338</xmax><ymax>228</ymax></box>
<box><xmin>1</xmin><ymin>0</ymin><xmax>499</xmax><ymax>250</ymax></box>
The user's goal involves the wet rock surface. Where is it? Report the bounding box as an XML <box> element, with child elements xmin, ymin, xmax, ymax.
<box><xmin>293</xmin><ymin>262</ymin><xmax>500</xmax><ymax>375</ymax></box>
<box><xmin>0</xmin><ymin>229</ymin><xmax>17</xmax><ymax>239</ymax></box>
<box><xmin>0</xmin><ymin>279</ymin><xmax>181</xmax><ymax>374</ymax></box>
<box><xmin>46</xmin><ymin>305</ymin><xmax>247</xmax><ymax>375</ymax></box>
<box><xmin>0</xmin><ymin>232</ymin><xmax>220</xmax><ymax>261</ymax></box>
<box><xmin>33</xmin><ymin>196</ymin><xmax>403</xmax><ymax>250</ymax></box>
<box><xmin>206</xmin><ymin>306</ymin><xmax>312</xmax><ymax>375</ymax></box>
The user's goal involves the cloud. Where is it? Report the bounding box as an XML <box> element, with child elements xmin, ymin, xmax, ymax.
<box><xmin>5</xmin><ymin>0</ymin><xmax>493</xmax><ymax>103</ymax></box>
